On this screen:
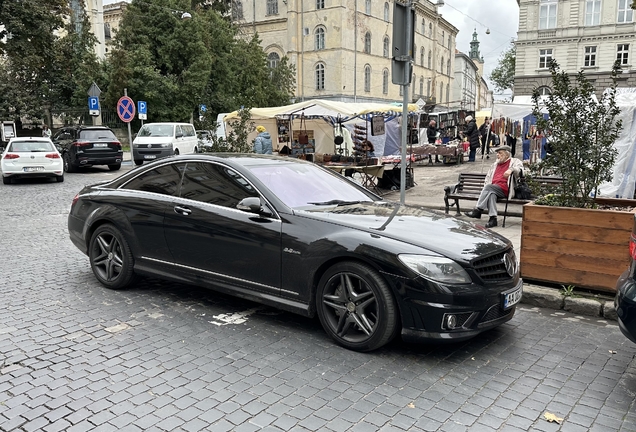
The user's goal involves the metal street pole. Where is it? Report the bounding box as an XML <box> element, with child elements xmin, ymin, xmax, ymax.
<box><xmin>125</xmin><ymin>88</ymin><xmax>133</xmax><ymax>164</ymax></box>
<box><xmin>400</xmin><ymin>0</ymin><xmax>413</xmax><ymax>205</ymax></box>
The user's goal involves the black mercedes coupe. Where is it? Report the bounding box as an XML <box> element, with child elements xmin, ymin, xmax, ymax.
<box><xmin>68</xmin><ymin>154</ymin><xmax>522</xmax><ymax>351</ymax></box>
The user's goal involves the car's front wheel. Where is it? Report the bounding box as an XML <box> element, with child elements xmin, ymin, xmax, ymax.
<box><xmin>89</xmin><ymin>224</ymin><xmax>136</xmax><ymax>290</ymax></box>
<box><xmin>173</xmin><ymin>148</ymin><xmax>180</xmax><ymax>156</ymax></box>
<box><xmin>134</xmin><ymin>159</ymin><xmax>143</xmax><ymax>166</ymax></box>
<box><xmin>316</xmin><ymin>261</ymin><xmax>398</xmax><ymax>352</ymax></box>
<box><xmin>2</xmin><ymin>176</ymin><xmax>11</xmax><ymax>185</ymax></box>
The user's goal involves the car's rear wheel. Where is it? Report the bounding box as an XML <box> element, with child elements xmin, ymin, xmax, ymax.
<box><xmin>173</xmin><ymin>149</ymin><xmax>180</xmax><ymax>156</ymax></box>
<box><xmin>56</xmin><ymin>174</ymin><xmax>64</xmax><ymax>183</ymax></box>
<box><xmin>316</xmin><ymin>261</ymin><xmax>398</xmax><ymax>352</ymax></box>
<box><xmin>134</xmin><ymin>159</ymin><xmax>143</xmax><ymax>166</ymax></box>
<box><xmin>2</xmin><ymin>176</ymin><xmax>11</xmax><ymax>185</ymax></box>
<box><xmin>89</xmin><ymin>224</ymin><xmax>136</xmax><ymax>290</ymax></box>
<box><xmin>63</xmin><ymin>153</ymin><xmax>76</xmax><ymax>173</ymax></box>
<box><xmin>108</xmin><ymin>163</ymin><xmax>121</xmax><ymax>171</ymax></box>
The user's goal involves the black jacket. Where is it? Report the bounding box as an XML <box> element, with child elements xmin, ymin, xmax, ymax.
<box><xmin>465</xmin><ymin>120</ymin><xmax>480</xmax><ymax>150</ymax></box>
<box><xmin>426</xmin><ymin>125</ymin><xmax>437</xmax><ymax>144</ymax></box>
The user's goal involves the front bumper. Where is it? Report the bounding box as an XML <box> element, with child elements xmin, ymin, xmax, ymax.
<box><xmin>390</xmin><ymin>276</ymin><xmax>523</xmax><ymax>343</ymax></box>
<box><xmin>133</xmin><ymin>147</ymin><xmax>173</xmax><ymax>161</ymax></box>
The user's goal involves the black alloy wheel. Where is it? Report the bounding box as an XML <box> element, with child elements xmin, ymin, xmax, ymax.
<box><xmin>63</xmin><ymin>152</ymin><xmax>76</xmax><ymax>173</ymax></box>
<box><xmin>316</xmin><ymin>262</ymin><xmax>398</xmax><ymax>352</ymax></box>
<box><xmin>173</xmin><ymin>148</ymin><xmax>180</xmax><ymax>155</ymax></box>
<box><xmin>108</xmin><ymin>163</ymin><xmax>121</xmax><ymax>171</ymax></box>
<box><xmin>134</xmin><ymin>159</ymin><xmax>143</xmax><ymax>166</ymax></box>
<box><xmin>89</xmin><ymin>224</ymin><xmax>136</xmax><ymax>290</ymax></box>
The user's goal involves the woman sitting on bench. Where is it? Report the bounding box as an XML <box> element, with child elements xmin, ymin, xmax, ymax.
<box><xmin>464</xmin><ymin>145</ymin><xmax>523</xmax><ymax>228</ymax></box>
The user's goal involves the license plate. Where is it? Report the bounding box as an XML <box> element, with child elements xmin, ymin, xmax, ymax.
<box><xmin>144</xmin><ymin>155</ymin><xmax>156</xmax><ymax>159</ymax></box>
<box><xmin>24</xmin><ymin>167</ymin><xmax>44</xmax><ymax>172</ymax></box>
<box><xmin>502</xmin><ymin>286</ymin><xmax>523</xmax><ymax>309</ymax></box>
<box><xmin>94</xmin><ymin>143</ymin><xmax>108</xmax><ymax>148</ymax></box>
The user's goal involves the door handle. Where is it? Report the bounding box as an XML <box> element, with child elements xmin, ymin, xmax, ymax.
<box><xmin>174</xmin><ymin>205</ymin><xmax>191</xmax><ymax>216</ymax></box>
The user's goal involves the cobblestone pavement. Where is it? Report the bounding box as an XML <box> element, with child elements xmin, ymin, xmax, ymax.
<box><xmin>1</xmin><ymin>165</ymin><xmax>636</xmax><ymax>432</ymax></box>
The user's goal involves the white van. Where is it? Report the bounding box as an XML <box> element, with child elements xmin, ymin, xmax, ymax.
<box><xmin>132</xmin><ymin>122</ymin><xmax>198</xmax><ymax>166</ymax></box>
<box><xmin>215</xmin><ymin>113</ymin><xmax>229</xmax><ymax>140</ymax></box>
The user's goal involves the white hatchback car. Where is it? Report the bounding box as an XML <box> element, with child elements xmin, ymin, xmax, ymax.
<box><xmin>1</xmin><ymin>137</ymin><xmax>64</xmax><ymax>184</ymax></box>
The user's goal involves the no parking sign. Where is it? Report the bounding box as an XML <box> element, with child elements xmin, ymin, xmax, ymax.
<box><xmin>117</xmin><ymin>96</ymin><xmax>135</xmax><ymax>123</ymax></box>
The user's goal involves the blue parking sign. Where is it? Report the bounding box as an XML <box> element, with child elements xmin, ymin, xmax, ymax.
<box><xmin>138</xmin><ymin>100</ymin><xmax>147</xmax><ymax>120</ymax></box>
<box><xmin>200</xmin><ymin>104</ymin><xmax>207</xmax><ymax>113</ymax></box>
<box><xmin>88</xmin><ymin>96</ymin><xmax>99</xmax><ymax>116</ymax></box>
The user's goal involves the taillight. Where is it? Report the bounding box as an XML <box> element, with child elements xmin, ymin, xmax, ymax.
<box><xmin>45</xmin><ymin>153</ymin><xmax>60</xmax><ymax>159</ymax></box>
<box><xmin>3</xmin><ymin>154</ymin><xmax>19</xmax><ymax>159</ymax></box>
<box><xmin>71</xmin><ymin>193</ymin><xmax>79</xmax><ymax>206</ymax></box>
<box><xmin>74</xmin><ymin>141</ymin><xmax>91</xmax><ymax>147</ymax></box>
<box><xmin>630</xmin><ymin>233</ymin><xmax>636</xmax><ymax>260</ymax></box>
<box><xmin>111</xmin><ymin>141</ymin><xmax>122</xmax><ymax>149</ymax></box>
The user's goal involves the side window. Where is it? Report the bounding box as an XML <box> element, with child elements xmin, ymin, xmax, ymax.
<box><xmin>122</xmin><ymin>163</ymin><xmax>184</xmax><ymax>196</ymax></box>
<box><xmin>180</xmin><ymin>162</ymin><xmax>259</xmax><ymax>208</ymax></box>
<box><xmin>175</xmin><ymin>125</ymin><xmax>183</xmax><ymax>137</ymax></box>
<box><xmin>185</xmin><ymin>125</ymin><xmax>196</xmax><ymax>137</ymax></box>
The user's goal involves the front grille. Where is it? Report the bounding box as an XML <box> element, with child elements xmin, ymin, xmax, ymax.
<box><xmin>472</xmin><ymin>250</ymin><xmax>514</xmax><ymax>282</ymax></box>
<box><xmin>454</xmin><ymin>312</ymin><xmax>474</xmax><ymax>328</ymax></box>
<box><xmin>479</xmin><ymin>305</ymin><xmax>514</xmax><ymax>326</ymax></box>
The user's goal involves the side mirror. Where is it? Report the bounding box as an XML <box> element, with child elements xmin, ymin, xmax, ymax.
<box><xmin>237</xmin><ymin>197</ymin><xmax>263</xmax><ymax>213</ymax></box>
<box><xmin>175</xmin><ymin>132</ymin><xmax>184</xmax><ymax>138</ymax></box>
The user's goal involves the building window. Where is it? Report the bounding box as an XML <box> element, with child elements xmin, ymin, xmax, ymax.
<box><xmin>266</xmin><ymin>0</ymin><xmax>278</xmax><ymax>15</ymax></box>
<box><xmin>539</xmin><ymin>0</ymin><xmax>557</xmax><ymax>29</ymax></box>
<box><xmin>422</xmin><ymin>18</ymin><xmax>425</xmax><ymax>34</ymax></box>
<box><xmin>104</xmin><ymin>23</ymin><xmax>111</xmax><ymax>40</ymax></box>
<box><xmin>315</xmin><ymin>63</ymin><xmax>325</xmax><ymax>90</ymax></box>
<box><xmin>448</xmin><ymin>35</ymin><xmax>452</xmax><ymax>49</ymax></box>
<box><xmin>364</xmin><ymin>65</ymin><xmax>371</xmax><ymax>92</ymax></box>
<box><xmin>412</xmin><ymin>73</ymin><xmax>416</xmax><ymax>99</ymax></box>
<box><xmin>617</xmin><ymin>44</ymin><xmax>630</xmax><ymax>65</ymax></box>
<box><xmin>618</xmin><ymin>0</ymin><xmax>634</xmax><ymax>23</ymax></box>
<box><xmin>419</xmin><ymin>77</ymin><xmax>424</xmax><ymax>96</ymax></box>
<box><xmin>584</xmin><ymin>46</ymin><xmax>597</xmax><ymax>67</ymax></box>
<box><xmin>427</xmin><ymin>80</ymin><xmax>431</xmax><ymax>97</ymax></box>
<box><xmin>447</xmin><ymin>59</ymin><xmax>451</xmax><ymax>75</ymax></box>
<box><xmin>383</xmin><ymin>69</ymin><xmax>389</xmax><ymax>94</ymax></box>
<box><xmin>267</xmin><ymin>52</ymin><xmax>280</xmax><ymax>68</ymax></box>
<box><xmin>232</xmin><ymin>1</ymin><xmax>243</xmax><ymax>20</ymax></box>
<box><xmin>364</xmin><ymin>32</ymin><xmax>371</xmax><ymax>54</ymax></box>
<box><xmin>383</xmin><ymin>36</ymin><xmax>390</xmax><ymax>57</ymax></box>
<box><xmin>441</xmin><ymin>56</ymin><xmax>444</xmax><ymax>74</ymax></box>
<box><xmin>536</xmin><ymin>86</ymin><xmax>552</xmax><ymax>95</ymax></box>
<box><xmin>429</xmin><ymin>23</ymin><xmax>433</xmax><ymax>37</ymax></box>
<box><xmin>365</xmin><ymin>0</ymin><xmax>371</xmax><ymax>15</ymax></box>
<box><xmin>440</xmin><ymin>83</ymin><xmax>443</xmax><ymax>103</ymax></box>
<box><xmin>428</xmin><ymin>51</ymin><xmax>432</xmax><ymax>68</ymax></box>
<box><xmin>446</xmin><ymin>83</ymin><xmax>450</xmax><ymax>103</ymax></box>
<box><xmin>420</xmin><ymin>47</ymin><xmax>425</xmax><ymax>66</ymax></box>
<box><xmin>315</xmin><ymin>27</ymin><xmax>325</xmax><ymax>50</ymax></box>
<box><xmin>585</xmin><ymin>0</ymin><xmax>601</xmax><ymax>26</ymax></box>
<box><xmin>441</xmin><ymin>30</ymin><xmax>445</xmax><ymax>44</ymax></box>
<box><xmin>384</xmin><ymin>2</ymin><xmax>389</xmax><ymax>21</ymax></box>
<box><xmin>539</xmin><ymin>48</ymin><xmax>553</xmax><ymax>68</ymax></box>
<box><xmin>413</xmin><ymin>44</ymin><xmax>417</xmax><ymax>64</ymax></box>
<box><xmin>316</xmin><ymin>0</ymin><xmax>324</xmax><ymax>9</ymax></box>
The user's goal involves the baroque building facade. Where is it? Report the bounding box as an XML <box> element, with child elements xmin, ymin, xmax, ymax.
<box><xmin>235</xmin><ymin>0</ymin><xmax>458</xmax><ymax>106</ymax></box>
<box><xmin>515</xmin><ymin>0</ymin><xmax>636</xmax><ymax>97</ymax></box>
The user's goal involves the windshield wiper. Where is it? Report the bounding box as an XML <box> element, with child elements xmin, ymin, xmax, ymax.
<box><xmin>308</xmin><ymin>200</ymin><xmax>363</xmax><ymax>206</ymax></box>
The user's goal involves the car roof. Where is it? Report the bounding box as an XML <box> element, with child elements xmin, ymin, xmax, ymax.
<box><xmin>8</xmin><ymin>136</ymin><xmax>53</xmax><ymax>143</ymax></box>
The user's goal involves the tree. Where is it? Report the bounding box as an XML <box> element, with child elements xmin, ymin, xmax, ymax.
<box><xmin>489</xmin><ymin>44</ymin><xmax>516</xmax><ymax>94</ymax></box>
<box><xmin>531</xmin><ymin>61</ymin><xmax>622</xmax><ymax>208</ymax></box>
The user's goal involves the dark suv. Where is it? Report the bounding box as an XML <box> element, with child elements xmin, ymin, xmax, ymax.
<box><xmin>52</xmin><ymin>126</ymin><xmax>123</xmax><ymax>172</ymax></box>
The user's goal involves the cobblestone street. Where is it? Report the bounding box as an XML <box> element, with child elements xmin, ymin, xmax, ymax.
<box><xmin>1</xmin><ymin>166</ymin><xmax>636</xmax><ymax>431</ymax></box>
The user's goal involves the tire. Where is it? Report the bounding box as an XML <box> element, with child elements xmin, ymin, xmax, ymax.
<box><xmin>173</xmin><ymin>149</ymin><xmax>180</xmax><ymax>156</ymax></box>
<box><xmin>63</xmin><ymin>152</ymin><xmax>76</xmax><ymax>173</ymax></box>
<box><xmin>134</xmin><ymin>159</ymin><xmax>143</xmax><ymax>166</ymax></box>
<box><xmin>193</xmin><ymin>146</ymin><xmax>198</xmax><ymax>154</ymax></box>
<box><xmin>56</xmin><ymin>174</ymin><xmax>64</xmax><ymax>183</ymax></box>
<box><xmin>316</xmin><ymin>261</ymin><xmax>398</xmax><ymax>352</ymax></box>
<box><xmin>108</xmin><ymin>163</ymin><xmax>121</xmax><ymax>171</ymax></box>
<box><xmin>88</xmin><ymin>224</ymin><xmax>136</xmax><ymax>290</ymax></box>
<box><xmin>2</xmin><ymin>176</ymin><xmax>11</xmax><ymax>185</ymax></box>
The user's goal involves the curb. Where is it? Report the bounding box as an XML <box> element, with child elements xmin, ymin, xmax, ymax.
<box><xmin>522</xmin><ymin>284</ymin><xmax>616</xmax><ymax>321</ymax></box>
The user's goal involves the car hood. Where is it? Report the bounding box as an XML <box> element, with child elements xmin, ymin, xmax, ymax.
<box><xmin>133</xmin><ymin>136</ymin><xmax>172</xmax><ymax>145</ymax></box>
<box><xmin>296</xmin><ymin>202</ymin><xmax>510</xmax><ymax>263</ymax></box>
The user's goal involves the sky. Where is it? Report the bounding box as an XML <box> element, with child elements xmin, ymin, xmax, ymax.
<box><xmin>438</xmin><ymin>0</ymin><xmax>520</xmax><ymax>98</ymax></box>
<box><xmin>102</xmin><ymin>0</ymin><xmax>520</xmax><ymax>96</ymax></box>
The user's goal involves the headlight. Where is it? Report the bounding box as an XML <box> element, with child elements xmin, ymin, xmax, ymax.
<box><xmin>398</xmin><ymin>254</ymin><xmax>472</xmax><ymax>284</ymax></box>
<box><xmin>160</xmin><ymin>143</ymin><xmax>171</xmax><ymax>148</ymax></box>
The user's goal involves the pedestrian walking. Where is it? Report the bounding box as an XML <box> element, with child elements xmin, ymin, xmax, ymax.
<box><xmin>479</xmin><ymin>117</ymin><xmax>493</xmax><ymax>159</ymax></box>
<box><xmin>253</xmin><ymin>125</ymin><xmax>273</xmax><ymax>154</ymax></box>
<box><xmin>463</xmin><ymin>145</ymin><xmax>524</xmax><ymax>228</ymax></box>
<box><xmin>427</xmin><ymin>120</ymin><xmax>441</xmax><ymax>164</ymax></box>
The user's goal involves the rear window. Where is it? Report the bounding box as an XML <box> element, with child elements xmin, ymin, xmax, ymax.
<box><xmin>9</xmin><ymin>140</ymin><xmax>55</xmax><ymax>152</ymax></box>
<box><xmin>79</xmin><ymin>129</ymin><xmax>117</xmax><ymax>141</ymax></box>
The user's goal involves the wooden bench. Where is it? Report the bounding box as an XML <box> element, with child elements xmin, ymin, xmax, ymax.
<box><xmin>443</xmin><ymin>173</ymin><xmax>563</xmax><ymax>227</ymax></box>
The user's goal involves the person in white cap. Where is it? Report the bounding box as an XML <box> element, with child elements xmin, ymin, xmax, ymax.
<box><xmin>464</xmin><ymin>145</ymin><xmax>524</xmax><ymax>227</ymax></box>
<box><xmin>464</xmin><ymin>116</ymin><xmax>479</xmax><ymax>162</ymax></box>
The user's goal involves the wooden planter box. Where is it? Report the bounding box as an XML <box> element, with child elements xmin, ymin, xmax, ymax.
<box><xmin>520</xmin><ymin>199</ymin><xmax>636</xmax><ymax>293</ymax></box>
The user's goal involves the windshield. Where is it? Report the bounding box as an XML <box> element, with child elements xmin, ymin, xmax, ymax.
<box><xmin>247</xmin><ymin>162</ymin><xmax>376</xmax><ymax>210</ymax></box>
<box><xmin>9</xmin><ymin>140</ymin><xmax>55</xmax><ymax>152</ymax></box>
<box><xmin>138</xmin><ymin>124</ymin><xmax>174</xmax><ymax>138</ymax></box>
